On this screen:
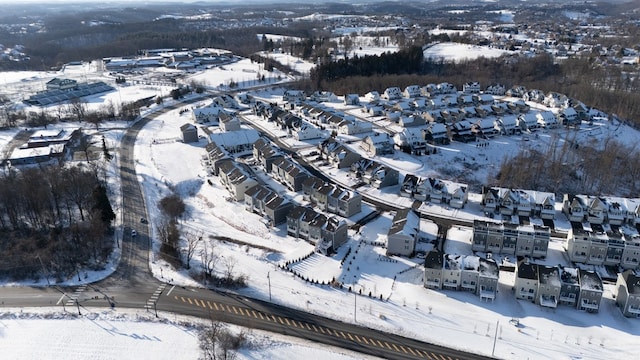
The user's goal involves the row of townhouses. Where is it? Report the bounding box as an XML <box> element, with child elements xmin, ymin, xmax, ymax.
<box><xmin>401</xmin><ymin>175</ymin><xmax>468</xmax><ymax>208</ymax></box>
<box><xmin>244</xmin><ymin>184</ymin><xmax>293</xmax><ymax>226</ymax></box>
<box><xmin>350</xmin><ymin>158</ymin><xmax>399</xmax><ymax>189</ymax></box>
<box><xmin>482</xmin><ymin>187</ymin><xmax>556</xmax><ymax>219</ymax></box>
<box><xmin>515</xmin><ymin>261</ymin><xmax>603</xmax><ymax>312</ymax></box>
<box><xmin>254</xmin><ymin>138</ymin><xmax>363</xmax><ymax>218</ymax></box>
<box><xmin>206</xmin><ymin>141</ymin><xmax>354</xmax><ymax>254</ymax></box>
<box><xmin>616</xmin><ymin>270</ymin><xmax>640</xmax><ymax>317</ymax></box>
<box><xmin>286</xmin><ymin>205</ymin><xmax>348</xmax><ymax>255</ymax></box>
<box><xmin>472</xmin><ymin>220</ymin><xmax>551</xmax><ymax>258</ymax></box>
<box><xmin>563</xmin><ymin>194</ymin><xmax>640</xmax><ymax>225</ymax></box>
<box><xmin>301</xmin><ymin>176</ymin><xmax>362</xmax><ymax>218</ymax></box>
<box><xmin>423</xmin><ymin>251</ymin><xmax>499</xmax><ymax>302</ymax></box>
<box><xmin>566</xmin><ymin>222</ymin><xmax>640</xmax><ymax>269</ymax></box>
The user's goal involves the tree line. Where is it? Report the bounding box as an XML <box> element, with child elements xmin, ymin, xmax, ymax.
<box><xmin>0</xmin><ymin>165</ymin><xmax>115</xmax><ymax>281</ymax></box>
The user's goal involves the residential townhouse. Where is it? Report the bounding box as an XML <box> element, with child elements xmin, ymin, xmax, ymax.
<box><xmin>537</xmin><ymin>265</ymin><xmax>561</xmax><ymax>308</ymax></box>
<box><xmin>252</xmin><ymin>138</ymin><xmax>284</xmax><ymax>173</ymax></box>
<box><xmin>423</xmin><ymin>251</ymin><xmax>499</xmax><ymax>301</ymax></box>
<box><xmin>400</xmin><ymin>174</ymin><xmax>421</xmax><ymax>198</ymax></box>
<box><xmin>204</xmin><ymin>142</ymin><xmax>230</xmax><ymax>176</ymax></box>
<box><xmin>387</xmin><ymin>208</ymin><xmax>420</xmax><ymax>257</ymax></box>
<box><xmin>403</xmin><ymin>85</ymin><xmax>422</xmax><ymax>98</ymax></box>
<box><xmin>360</xmin><ymin>132</ymin><xmax>395</xmax><ymax>156</ymax></box>
<box><xmin>567</xmin><ymin>221</ymin><xmax>640</xmax><ymax>269</ymax></box>
<box><xmin>382</xmin><ymin>86</ymin><xmax>402</xmax><ymax>100</ymax></box>
<box><xmin>286</xmin><ymin>205</ymin><xmax>348</xmax><ymax>254</ymax></box>
<box><xmin>578</xmin><ymin>270</ymin><xmax>604</xmax><ymax>313</ymax></box>
<box><xmin>217</xmin><ymin>159</ymin><xmax>258</xmax><ymax>201</ymax></box>
<box><xmin>559</xmin><ymin>266</ymin><xmax>581</xmax><ymax>307</ymax></box>
<box><xmin>180</xmin><ymin>123</ymin><xmax>198</xmax><ymax>143</ymax></box>
<box><xmin>515</xmin><ymin>261</ymin><xmax>539</xmax><ymax>302</ymax></box>
<box><xmin>393</xmin><ymin>127</ymin><xmax>428</xmax><ymax>155</ymax></box>
<box><xmin>615</xmin><ymin>270</ymin><xmax>640</xmax><ymax>317</ymax></box>
<box><xmin>338</xmin><ymin>118</ymin><xmax>372</xmax><ymax>135</ymax></box>
<box><xmin>219</xmin><ymin>112</ymin><xmax>241</xmax><ymax>132</ymax></box>
<box><xmin>414</xmin><ymin>178</ymin><xmax>468</xmax><ymax>208</ymax></box>
<box><xmin>471</xmin><ymin>220</ymin><xmax>550</xmax><ymax>258</ymax></box>
<box><xmin>351</xmin><ymin>159</ymin><xmax>399</xmax><ymax>189</ymax></box>
<box><xmin>463</xmin><ymin>81</ymin><xmax>481</xmax><ymax>93</ymax></box>
<box><xmin>243</xmin><ymin>184</ymin><xmax>293</xmax><ymax>225</ymax></box>
<box><xmin>271</xmin><ymin>157</ymin><xmax>308</xmax><ymax>191</ymax></box>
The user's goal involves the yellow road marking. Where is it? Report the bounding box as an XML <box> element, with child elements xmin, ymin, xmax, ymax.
<box><xmin>406</xmin><ymin>346</ymin><xmax>416</xmax><ymax>355</ymax></box>
<box><xmin>338</xmin><ymin>330</ymin><xmax>346</xmax><ymax>338</ymax></box>
<box><xmin>251</xmin><ymin>310</ymin><xmax>258</xmax><ymax>318</ymax></box>
<box><xmin>376</xmin><ymin>340</ymin><xmax>384</xmax><ymax>347</ymax></box>
<box><xmin>213</xmin><ymin>302</ymin><xmax>219</xmax><ymax>311</ymax></box>
<box><xmin>384</xmin><ymin>341</ymin><xmax>392</xmax><ymax>350</ymax></box>
<box><xmin>237</xmin><ymin>307</ymin><xmax>244</xmax><ymax>315</ymax></box>
<box><xmin>354</xmin><ymin>335</ymin><xmax>362</xmax><ymax>342</ymax></box>
<box><xmin>361</xmin><ymin>337</ymin><xmax>369</xmax><ymax>345</ymax></box>
<box><xmin>391</xmin><ymin>343</ymin><xmax>400</xmax><ymax>352</ymax></box>
<box><xmin>277</xmin><ymin>317</ymin><xmax>284</xmax><ymax>324</ymax></box>
<box><xmin>284</xmin><ymin>318</ymin><xmax>291</xmax><ymax>326</ymax></box>
<box><xmin>174</xmin><ymin>295</ymin><xmax>179</xmax><ymax>301</ymax></box>
<box><xmin>258</xmin><ymin>312</ymin><xmax>264</xmax><ymax>320</ymax></box>
<box><xmin>305</xmin><ymin>323</ymin><xmax>311</xmax><ymax>330</ymax></box>
<box><xmin>319</xmin><ymin>327</ymin><xmax>326</xmax><ymax>334</ymax></box>
<box><xmin>187</xmin><ymin>298</ymin><xmax>193</xmax><ymax>305</ymax></box>
<box><xmin>311</xmin><ymin>325</ymin><xmax>319</xmax><ymax>332</ymax></box>
<box><xmin>206</xmin><ymin>301</ymin><xmax>213</xmax><ymax>309</ymax></box>
<box><xmin>232</xmin><ymin>306</ymin><xmax>239</xmax><ymax>314</ymax></box>
<box><xmin>225</xmin><ymin>305</ymin><xmax>232</xmax><ymax>312</ymax></box>
<box><xmin>347</xmin><ymin>333</ymin><xmax>354</xmax><ymax>341</ymax></box>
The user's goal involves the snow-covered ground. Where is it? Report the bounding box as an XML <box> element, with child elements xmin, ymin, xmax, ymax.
<box><xmin>0</xmin><ymin>309</ymin><xmax>377</xmax><ymax>360</ymax></box>
<box><xmin>423</xmin><ymin>42</ymin><xmax>513</xmax><ymax>62</ymax></box>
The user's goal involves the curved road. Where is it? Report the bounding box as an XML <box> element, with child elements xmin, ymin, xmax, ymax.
<box><xmin>0</xmin><ymin>97</ymin><xmax>493</xmax><ymax>360</ymax></box>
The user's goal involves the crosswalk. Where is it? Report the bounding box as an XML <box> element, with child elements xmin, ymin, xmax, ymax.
<box><xmin>65</xmin><ymin>285</ymin><xmax>87</xmax><ymax>306</ymax></box>
<box><xmin>172</xmin><ymin>294</ymin><xmax>458</xmax><ymax>360</ymax></box>
<box><xmin>145</xmin><ymin>283</ymin><xmax>167</xmax><ymax>310</ymax></box>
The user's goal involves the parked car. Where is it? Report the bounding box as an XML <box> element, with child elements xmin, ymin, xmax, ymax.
<box><xmin>131</xmin><ymin>229</ymin><xmax>137</xmax><ymax>237</ymax></box>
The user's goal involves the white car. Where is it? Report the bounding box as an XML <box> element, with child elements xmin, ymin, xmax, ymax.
<box><xmin>131</xmin><ymin>229</ymin><xmax>137</xmax><ymax>237</ymax></box>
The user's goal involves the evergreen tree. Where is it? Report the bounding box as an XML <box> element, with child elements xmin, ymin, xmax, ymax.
<box><xmin>92</xmin><ymin>184</ymin><xmax>116</xmax><ymax>225</ymax></box>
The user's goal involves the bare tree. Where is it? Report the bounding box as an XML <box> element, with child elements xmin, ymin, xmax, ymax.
<box><xmin>223</xmin><ymin>256</ymin><xmax>237</xmax><ymax>282</ymax></box>
<box><xmin>183</xmin><ymin>230</ymin><xmax>203</xmax><ymax>270</ymax></box>
<box><xmin>68</xmin><ymin>97</ymin><xmax>87</xmax><ymax>121</ymax></box>
<box><xmin>200</xmin><ymin>239</ymin><xmax>219</xmax><ymax>280</ymax></box>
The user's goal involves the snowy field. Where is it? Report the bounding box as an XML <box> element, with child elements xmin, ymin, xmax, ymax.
<box><xmin>0</xmin><ymin>309</ymin><xmax>377</xmax><ymax>360</ymax></box>
<box><xmin>423</xmin><ymin>42</ymin><xmax>513</xmax><ymax>62</ymax></box>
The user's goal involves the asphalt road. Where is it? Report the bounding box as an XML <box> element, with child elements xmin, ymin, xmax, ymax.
<box><xmin>0</xmin><ymin>95</ymin><xmax>494</xmax><ymax>360</ymax></box>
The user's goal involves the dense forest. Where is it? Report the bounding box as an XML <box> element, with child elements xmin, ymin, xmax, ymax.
<box><xmin>0</xmin><ymin>165</ymin><xmax>115</xmax><ymax>281</ymax></box>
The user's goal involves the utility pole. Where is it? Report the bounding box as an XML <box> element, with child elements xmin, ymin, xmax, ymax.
<box><xmin>76</xmin><ymin>299</ymin><xmax>81</xmax><ymax>316</ymax></box>
<box><xmin>154</xmin><ymin>300</ymin><xmax>158</xmax><ymax>318</ymax></box>
<box><xmin>267</xmin><ymin>272</ymin><xmax>272</xmax><ymax>302</ymax></box>
<box><xmin>354</xmin><ymin>292</ymin><xmax>357</xmax><ymax>322</ymax></box>
<box><xmin>492</xmin><ymin>320</ymin><xmax>499</xmax><ymax>357</ymax></box>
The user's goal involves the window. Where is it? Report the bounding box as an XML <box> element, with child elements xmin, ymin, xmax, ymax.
<box><xmin>529</xmin><ymin>289</ymin><xmax>534</xmax><ymax>293</ymax></box>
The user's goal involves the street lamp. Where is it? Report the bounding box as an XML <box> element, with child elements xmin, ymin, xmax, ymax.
<box><xmin>267</xmin><ymin>271</ymin><xmax>272</xmax><ymax>302</ymax></box>
<box><xmin>354</xmin><ymin>292</ymin><xmax>357</xmax><ymax>322</ymax></box>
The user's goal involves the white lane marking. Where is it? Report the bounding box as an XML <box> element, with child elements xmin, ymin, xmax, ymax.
<box><xmin>166</xmin><ymin>285</ymin><xmax>176</xmax><ymax>296</ymax></box>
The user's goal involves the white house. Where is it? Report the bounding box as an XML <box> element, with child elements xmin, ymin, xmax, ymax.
<box><xmin>387</xmin><ymin>208</ymin><xmax>420</xmax><ymax>257</ymax></box>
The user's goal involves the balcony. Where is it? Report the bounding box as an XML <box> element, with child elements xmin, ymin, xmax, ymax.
<box><xmin>580</xmin><ymin>300</ymin><xmax>599</xmax><ymax>311</ymax></box>
<box><xmin>480</xmin><ymin>288</ymin><xmax>496</xmax><ymax>301</ymax></box>
<box><xmin>461</xmin><ymin>281</ymin><xmax>476</xmax><ymax>291</ymax></box>
<box><xmin>425</xmin><ymin>279</ymin><xmax>440</xmax><ymax>289</ymax></box>
<box><xmin>540</xmin><ymin>294</ymin><xmax>558</xmax><ymax>308</ymax></box>
<box><xmin>559</xmin><ymin>295</ymin><xmax>576</xmax><ymax>305</ymax></box>
<box><xmin>443</xmin><ymin>281</ymin><xmax>458</xmax><ymax>290</ymax></box>
<box><xmin>627</xmin><ymin>306</ymin><xmax>640</xmax><ymax>315</ymax></box>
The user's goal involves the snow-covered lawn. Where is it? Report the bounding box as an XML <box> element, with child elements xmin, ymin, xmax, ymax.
<box><xmin>0</xmin><ymin>309</ymin><xmax>377</xmax><ymax>360</ymax></box>
<box><xmin>423</xmin><ymin>42</ymin><xmax>513</xmax><ymax>62</ymax></box>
